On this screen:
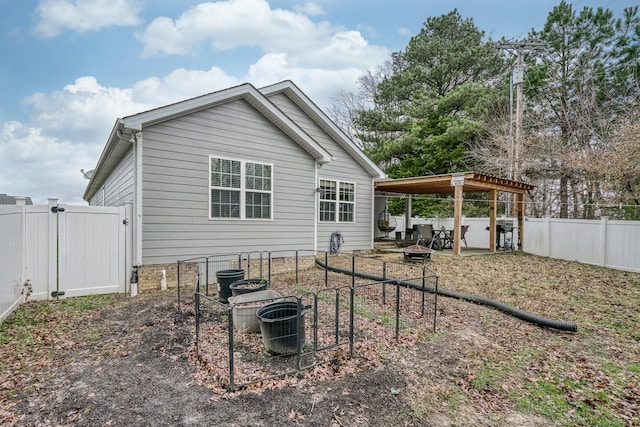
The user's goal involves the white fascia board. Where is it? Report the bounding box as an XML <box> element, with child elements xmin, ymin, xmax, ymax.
<box><xmin>260</xmin><ymin>81</ymin><xmax>386</xmax><ymax>179</ymax></box>
<box><xmin>122</xmin><ymin>84</ymin><xmax>252</xmax><ymax>130</ymax></box>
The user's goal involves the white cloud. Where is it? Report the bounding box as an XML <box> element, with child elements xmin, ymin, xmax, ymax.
<box><xmin>33</xmin><ymin>0</ymin><xmax>142</xmax><ymax>37</ymax></box>
<box><xmin>397</xmin><ymin>27</ymin><xmax>413</xmax><ymax>37</ymax></box>
<box><xmin>132</xmin><ymin>67</ymin><xmax>241</xmax><ymax>106</ymax></box>
<box><xmin>25</xmin><ymin>76</ymin><xmax>146</xmax><ymax>142</ymax></box>
<box><xmin>136</xmin><ymin>0</ymin><xmax>338</xmax><ymax>56</ymax></box>
<box><xmin>135</xmin><ymin>0</ymin><xmax>389</xmax><ymax>90</ymax></box>
<box><xmin>245</xmin><ymin>53</ymin><xmax>368</xmax><ymax>107</ymax></box>
<box><xmin>291</xmin><ymin>30</ymin><xmax>388</xmax><ymax>69</ymax></box>
<box><xmin>293</xmin><ymin>2</ymin><xmax>325</xmax><ymax>16</ymax></box>
<box><xmin>0</xmin><ymin>121</ymin><xmax>98</xmax><ymax>204</ymax></box>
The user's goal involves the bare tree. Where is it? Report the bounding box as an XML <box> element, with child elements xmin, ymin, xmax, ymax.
<box><xmin>326</xmin><ymin>65</ymin><xmax>391</xmax><ymax>148</ymax></box>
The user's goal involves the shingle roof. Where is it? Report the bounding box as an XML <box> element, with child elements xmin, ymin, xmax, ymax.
<box><xmin>0</xmin><ymin>193</ymin><xmax>34</xmax><ymax>205</ymax></box>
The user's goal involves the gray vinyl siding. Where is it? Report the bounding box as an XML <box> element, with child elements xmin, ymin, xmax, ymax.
<box><xmin>139</xmin><ymin>99</ymin><xmax>316</xmax><ymax>264</ymax></box>
<box><xmin>89</xmin><ymin>148</ymin><xmax>134</xmax><ymax>207</ymax></box>
<box><xmin>266</xmin><ymin>93</ymin><xmax>375</xmax><ymax>252</ymax></box>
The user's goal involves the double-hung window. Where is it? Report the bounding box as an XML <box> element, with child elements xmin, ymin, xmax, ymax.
<box><xmin>210</xmin><ymin>156</ymin><xmax>272</xmax><ymax>220</ymax></box>
<box><xmin>319</xmin><ymin>179</ymin><xmax>355</xmax><ymax>222</ymax></box>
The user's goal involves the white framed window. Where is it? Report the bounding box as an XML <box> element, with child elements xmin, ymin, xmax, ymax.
<box><xmin>210</xmin><ymin>155</ymin><xmax>272</xmax><ymax>220</ymax></box>
<box><xmin>319</xmin><ymin>179</ymin><xmax>355</xmax><ymax>223</ymax></box>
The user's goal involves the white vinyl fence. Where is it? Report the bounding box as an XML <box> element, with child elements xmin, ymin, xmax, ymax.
<box><xmin>524</xmin><ymin>217</ymin><xmax>640</xmax><ymax>273</ymax></box>
<box><xmin>0</xmin><ymin>208</ymin><xmax>25</xmax><ymax>322</ymax></box>
<box><xmin>1</xmin><ymin>199</ymin><xmax>131</xmax><ymax>322</ymax></box>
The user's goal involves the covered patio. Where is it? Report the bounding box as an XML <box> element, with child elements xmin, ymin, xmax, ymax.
<box><xmin>374</xmin><ymin>172</ymin><xmax>535</xmax><ymax>255</ymax></box>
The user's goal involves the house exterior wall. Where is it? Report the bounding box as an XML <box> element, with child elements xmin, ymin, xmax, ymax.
<box><xmin>89</xmin><ymin>148</ymin><xmax>134</xmax><ymax>207</ymax></box>
<box><xmin>266</xmin><ymin>93</ymin><xmax>375</xmax><ymax>252</ymax></box>
<box><xmin>139</xmin><ymin>98</ymin><xmax>317</xmax><ymax>264</ymax></box>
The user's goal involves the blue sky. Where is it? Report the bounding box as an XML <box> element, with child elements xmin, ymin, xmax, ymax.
<box><xmin>1</xmin><ymin>0</ymin><xmax>636</xmax><ymax>204</ymax></box>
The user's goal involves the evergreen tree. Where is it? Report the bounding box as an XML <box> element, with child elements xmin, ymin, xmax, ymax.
<box><xmin>356</xmin><ymin>9</ymin><xmax>506</xmax><ymax>180</ymax></box>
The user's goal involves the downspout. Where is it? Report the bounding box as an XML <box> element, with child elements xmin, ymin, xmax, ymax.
<box><xmin>371</xmin><ymin>182</ymin><xmax>375</xmax><ymax>248</ymax></box>
<box><xmin>314</xmin><ymin>161</ymin><xmax>319</xmax><ymax>252</ymax></box>
<box><xmin>131</xmin><ymin>132</ymin><xmax>143</xmax><ymax>296</ymax></box>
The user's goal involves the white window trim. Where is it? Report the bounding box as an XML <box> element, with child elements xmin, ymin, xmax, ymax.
<box><xmin>209</xmin><ymin>154</ymin><xmax>274</xmax><ymax>221</ymax></box>
<box><xmin>318</xmin><ymin>178</ymin><xmax>356</xmax><ymax>223</ymax></box>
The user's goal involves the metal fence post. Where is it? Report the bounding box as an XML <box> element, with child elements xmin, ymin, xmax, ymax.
<box><xmin>395</xmin><ymin>280</ymin><xmax>400</xmax><ymax>340</ymax></box>
<box><xmin>177</xmin><ymin>261</ymin><xmax>181</xmax><ymax>304</ymax></box>
<box><xmin>296</xmin><ymin>297</ymin><xmax>302</xmax><ymax>370</ymax></box>
<box><xmin>351</xmin><ymin>256</ymin><xmax>355</xmax><ymax>287</ymax></box>
<box><xmin>382</xmin><ymin>261</ymin><xmax>387</xmax><ymax>305</ymax></box>
<box><xmin>349</xmin><ymin>285</ymin><xmax>354</xmax><ymax>357</ymax></box>
<box><xmin>335</xmin><ymin>289</ymin><xmax>340</xmax><ymax>345</ymax></box>
<box><xmin>205</xmin><ymin>257</ymin><xmax>209</xmax><ymax>296</ymax></box>
<box><xmin>324</xmin><ymin>251</ymin><xmax>328</xmax><ymax>287</ymax></box>
<box><xmin>228</xmin><ymin>304</ymin><xmax>235</xmax><ymax>390</ymax></box>
<box><xmin>194</xmin><ymin>288</ymin><xmax>200</xmax><ymax>366</ymax></box>
<box><xmin>433</xmin><ymin>277</ymin><xmax>438</xmax><ymax>333</ymax></box>
<box><xmin>421</xmin><ymin>265</ymin><xmax>426</xmax><ymax>317</ymax></box>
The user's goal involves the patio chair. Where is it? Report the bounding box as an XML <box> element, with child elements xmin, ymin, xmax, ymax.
<box><xmin>415</xmin><ymin>224</ymin><xmax>442</xmax><ymax>250</ymax></box>
<box><xmin>449</xmin><ymin>225</ymin><xmax>469</xmax><ymax>248</ymax></box>
<box><xmin>460</xmin><ymin>225</ymin><xmax>469</xmax><ymax>248</ymax></box>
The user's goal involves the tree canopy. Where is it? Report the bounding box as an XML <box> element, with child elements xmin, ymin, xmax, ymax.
<box><xmin>331</xmin><ymin>3</ymin><xmax>640</xmax><ymax>219</ymax></box>
<box><xmin>355</xmin><ymin>9</ymin><xmax>505</xmax><ymax>180</ymax></box>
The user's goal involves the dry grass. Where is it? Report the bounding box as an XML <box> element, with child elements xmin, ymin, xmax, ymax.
<box><xmin>192</xmin><ymin>251</ymin><xmax>639</xmax><ymax>425</ymax></box>
<box><xmin>405</xmin><ymin>251</ymin><xmax>640</xmax><ymax>426</ymax></box>
<box><xmin>1</xmin><ymin>251</ymin><xmax>638</xmax><ymax>426</ymax></box>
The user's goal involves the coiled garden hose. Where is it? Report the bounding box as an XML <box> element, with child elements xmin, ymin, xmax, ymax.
<box><xmin>315</xmin><ymin>257</ymin><xmax>577</xmax><ymax>332</ymax></box>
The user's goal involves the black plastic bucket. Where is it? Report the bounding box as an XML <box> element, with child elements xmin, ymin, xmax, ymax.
<box><xmin>229</xmin><ymin>278</ymin><xmax>269</xmax><ymax>297</ymax></box>
<box><xmin>216</xmin><ymin>269</ymin><xmax>245</xmax><ymax>303</ymax></box>
<box><xmin>256</xmin><ymin>301</ymin><xmax>306</xmax><ymax>355</ymax></box>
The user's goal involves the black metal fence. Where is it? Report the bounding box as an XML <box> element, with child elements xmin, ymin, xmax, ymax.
<box><xmin>179</xmin><ymin>250</ymin><xmax>438</xmax><ymax>390</ymax></box>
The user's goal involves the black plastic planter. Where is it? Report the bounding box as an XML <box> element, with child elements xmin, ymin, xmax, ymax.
<box><xmin>256</xmin><ymin>301</ymin><xmax>306</xmax><ymax>355</ymax></box>
<box><xmin>216</xmin><ymin>269</ymin><xmax>245</xmax><ymax>303</ymax></box>
<box><xmin>229</xmin><ymin>278</ymin><xmax>269</xmax><ymax>297</ymax></box>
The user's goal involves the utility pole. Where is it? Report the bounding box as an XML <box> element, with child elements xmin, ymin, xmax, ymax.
<box><xmin>500</xmin><ymin>41</ymin><xmax>545</xmax><ymax>215</ymax></box>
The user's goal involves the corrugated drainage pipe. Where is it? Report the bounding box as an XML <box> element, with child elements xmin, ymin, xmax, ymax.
<box><xmin>314</xmin><ymin>257</ymin><xmax>577</xmax><ymax>332</ymax></box>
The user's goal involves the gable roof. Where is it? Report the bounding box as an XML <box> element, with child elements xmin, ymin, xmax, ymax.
<box><xmin>260</xmin><ymin>81</ymin><xmax>385</xmax><ymax>179</ymax></box>
<box><xmin>84</xmin><ymin>81</ymin><xmax>345</xmax><ymax>201</ymax></box>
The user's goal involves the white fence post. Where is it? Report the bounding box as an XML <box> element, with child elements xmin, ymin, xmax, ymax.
<box><xmin>17</xmin><ymin>198</ymin><xmax>27</xmax><ymax>287</ymax></box>
<box><xmin>600</xmin><ymin>217</ymin><xmax>608</xmax><ymax>267</ymax></box>
<box><xmin>545</xmin><ymin>216</ymin><xmax>552</xmax><ymax>257</ymax></box>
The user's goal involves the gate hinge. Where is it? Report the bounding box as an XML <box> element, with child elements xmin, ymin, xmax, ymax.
<box><xmin>51</xmin><ymin>290</ymin><xmax>66</xmax><ymax>298</ymax></box>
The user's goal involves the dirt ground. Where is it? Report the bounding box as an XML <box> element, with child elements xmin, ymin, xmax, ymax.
<box><xmin>2</xmin><ymin>252</ymin><xmax>638</xmax><ymax>426</ymax></box>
